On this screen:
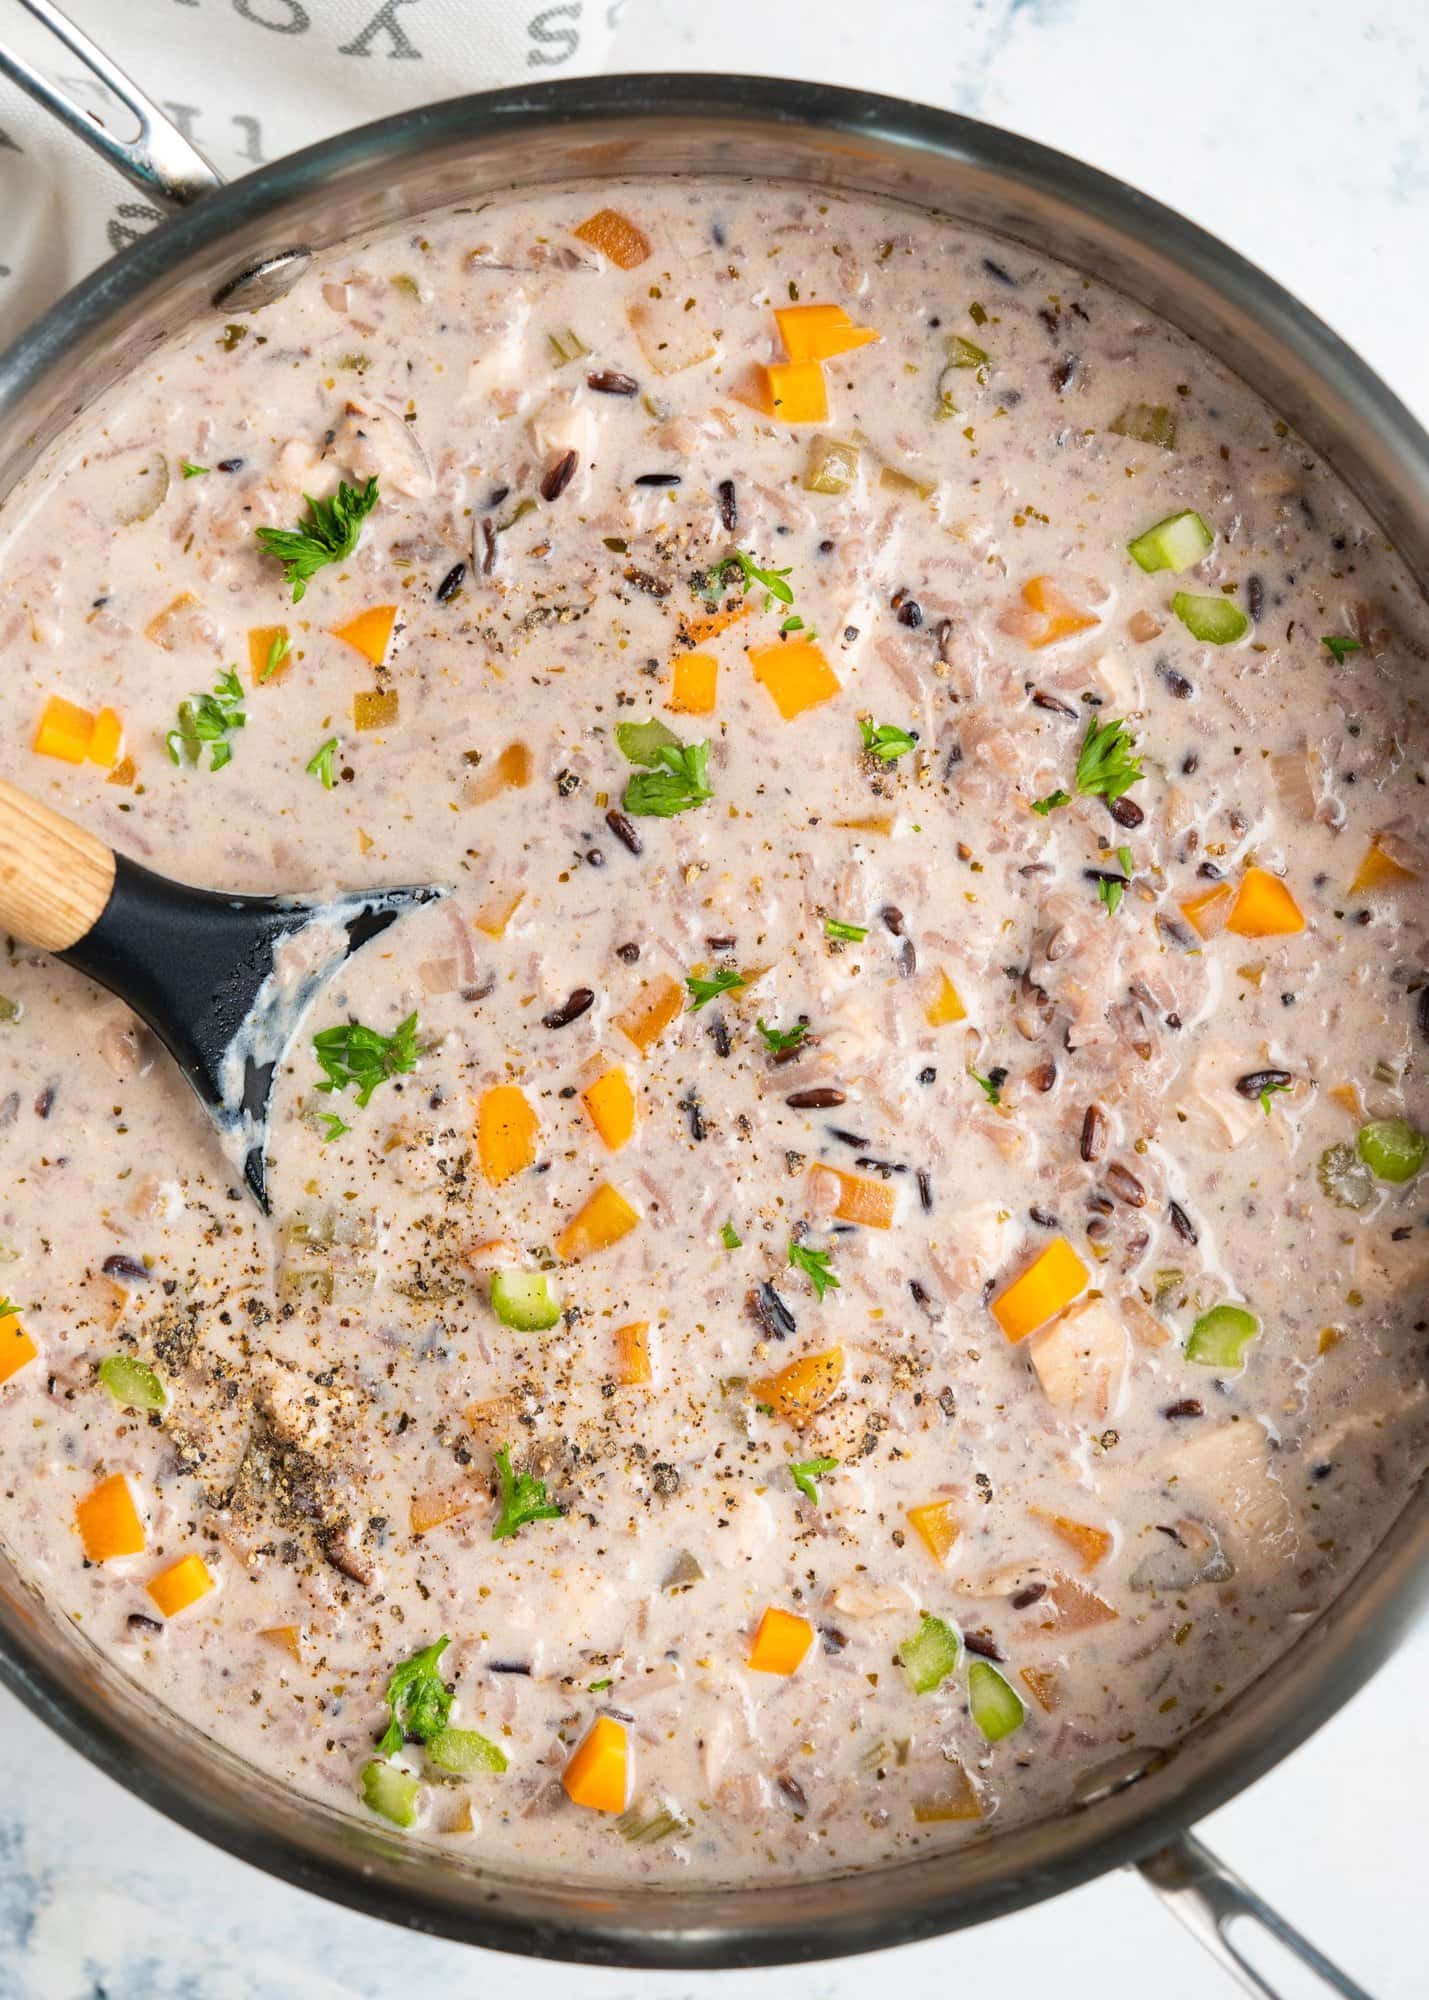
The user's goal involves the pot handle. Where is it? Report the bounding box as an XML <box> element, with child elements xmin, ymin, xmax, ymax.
<box><xmin>1138</xmin><ymin>1832</ymin><xmax>1375</xmax><ymax>2000</ymax></box>
<box><xmin>0</xmin><ymin>0</ymin><xmax>222</xmax><ymax>206</ymax></box>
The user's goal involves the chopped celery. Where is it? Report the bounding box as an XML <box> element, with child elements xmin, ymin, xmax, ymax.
<box><xmin>803</xmin><ymin>436</ymin><xmax>859</xmax><ymax>495</ymax></box>
<box><xmin>1185</xmin><ymin>1302</ymin><xmax>1260</xmax><ymax>1369</ymax></box>
<box><xmin>1171</xmin><ymin>591</ymin><xmax>1249</xmax><ymax>645</ymax></box>
<box><xmin>1127</xmin><ymin>509</ymin><xmax>1213</xmax><ymax>574</ymax></box>
<box><xmin>426</xmin><ymin>1727</ymin><xmax>508</xmax><ymax>1775</ymax></box>
<box><xmin>879</xmin><ymin>465</ymin><xmax>935</xmax><ymax>501</ymax></box>
<box><xmin>1356</xmin><ymin>1118</ymin><xmax>1426</xmax><ymax>1184</ymax></box>
<box><xmin>900</xmin><ymin>1612</ymin><xmax>961</xmax><ymax>1695</ymax></box>
<box><xmin>98</xmin><ymin>1355</ymin><xmax>167</xmax><ymax>1412</ymax></box>
<box><xmin>361</xmin><ymin>1760</ymin><xmax>421</xmax><ymax>1828</ymax></box>
<box><xmin>547</xmin><ymin>327</ymin><xmax>589</xmax><ymax>365</ymax></box>
<box><xmin>0</xmin><ymin>996</ymin><xmax>21</xmax><ymax>1024</ymax></box>
<box><xmin>490</xmin><ymin>1270</ymin><xmax>560</xmax><ymax>1332</ymax></box>
<box><xmin>615</xmin><ymin>716</ymin><xmax>683</xmax><ymax>766</ymax></box>
<box><xmin>945</xmin><ymin>333</ymin><xmax>989</xmax><ymax>373</ymax></box>
<box><xmin>617</xmin><ymin>1802</ymin><xmax>691</xmax><ymax>1845</ymax></box>
<box><xmin>1318</xmin><ymin>1142</ymin><xmax>1375</xmax><ymax>1210</ymax></box>
<box><xmin>967</xmin><ymin>1660</ymin><xmax>1025</xmax><ymax>1742</ymax></box>
<box><xmin>1109</xmin><ymin>402</ymin><xmax>1177</xmax><ymax>449</ymax></box>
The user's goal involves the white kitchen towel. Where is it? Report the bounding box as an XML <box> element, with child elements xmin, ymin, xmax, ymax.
<box><xmin>0</xmin><ymin>0</ymin><xmax>628</xmax><ymax>344</ymax></box>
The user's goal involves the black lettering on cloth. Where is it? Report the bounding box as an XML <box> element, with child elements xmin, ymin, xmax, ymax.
<box><xmin>233</xmin><ymin>0</ymin><xmax>311</xmax><ymax>34</ymax></box>
<box><xmin>107</xmin><ymin>200</ymin><xmax>164</xmax><ymax>254</ymax></box>
<box><xmin>527</xmin><ymin>2</ymin><xmax>581</xmax><ymax>67</ymax></box>
<box><xmin>338</xmin><ymin>0</ymin><xmax>423</xmax><ymax>58</ymax></box>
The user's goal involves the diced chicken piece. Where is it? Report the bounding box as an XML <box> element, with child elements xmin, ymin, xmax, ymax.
<box><xmin>1027</xmin><ymin>1297</ymin><xmax>1130</xmax><ymax>1422</ymax></box>
<box><xmin>827</xmin><ymin>1577</ymin><xmax>916</xmax><ymax>1623</ymax></box>
<box><xmin>1180</xmin><ymin>1050</ymin><xmax>1261</xmax><ymax>1149</ymax></box>
<box><xmin>1171</xmin><ymin>1419</ymin><xmax>1295</xmax><ymax>1553</ymax></box>
<box><xmin>939</xmin><ymin>1199</ymin><xmax>1010</xmax><ymax>1290</ymax></box>
<box><xmin>528</xmin><ymin>388</ymin><xmax>597</xmax><ymax>475</ymax></box>
<box><xmin>461</xmin><ymin>302</ymin><xmax>533</xmax><ymax>404</ymax></box>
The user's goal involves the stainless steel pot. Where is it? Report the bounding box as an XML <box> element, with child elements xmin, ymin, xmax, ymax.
<box><xmin>2</xmin><ymin>6</ymin><xmax>1425</xmax><ymax>1989</ymax></box>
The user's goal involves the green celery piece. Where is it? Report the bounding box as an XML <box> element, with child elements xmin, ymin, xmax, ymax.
<box><xmin>1185</xmin><ymin>1303</ymin><xmax>1260</xmax><ymax>1369</ymax></box>
<box><xmin>1317</xmin><ymin>1141</ymin><xmax>1375</xmax><ymax>1211</ymax></box>
<box><xmin>1108</xmin><ymin>403</ymin><xmax>1177</xmax><ymax>449</ymax></box>
<box><xmin>900</xmin><ymin>1612</ymin><xmax>961</xmax><ymax>1695</ymax></box>
<box><xmin>615</xmin><ymin>716</ymin><xmax>683</xmax><ymax>766</ymax></box>
<box><xmin>1127</xmin><ymin>509</ymin><xmax>1213</xmax><ymax>574</ymax></box>
<box><xmin>490</xmin><ymin>1270</ymin><xmax>561</xmax><ymax>1331</ymax></box>
<box><xmin>97</xmin><ymin>1354</ymin><xmax>167</xmax><ymax>1412</ymax></box>
<box><xmin>361</xmin><ymin>1760</ymin><xmax>421</xmax><ymax>1828</ymax></box>
<box><xmin>1171</xmin><ymin>591</ymin><xmax>1249</xmax><ymax>644</ymax></box>
<box><xmin>426</xmin><ymin>1727</ymin><xmax>508</xmax><ymax>1775</ymax></box>
<box><xmin>967</xmin><ymin>1661</ymin><xmax>1026</xmax><ymax>1742</ymax></box>
<box><xmin>1356</xmin><ymin>1118</ymin><xmax>1426</xmax><ymax>1184</ymax></box>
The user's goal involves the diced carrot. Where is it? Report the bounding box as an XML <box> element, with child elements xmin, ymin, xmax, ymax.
<box><xmin>1038</xmin><ymin>1576</ymin><xmax>1119</xmax><ymax>1632</ymax></box>
<box><xmin>557</xmin><ymin>1182</ymin><xmax>640</xmax><ymax>1262</ymax></box>
<box><xmin>331</xmin><ymin>603</ymin><xmax>397</xmax><ymax>666</ymax></box>
<box><xmin>86</xmin><ymin>708</ymin><xmax>125</xmax><ymax>770</ymax></box>
<box><xmin>0</xmin><ymin>1310</ymin><xmax>37</xmax><ymax>1386</ymax></box>
<box><xmin>146</xmin><ymin>1553</ymin><xmax>214</xmax><ymax>1618</ymax></box>
<box><xmin>751</xmin><ymin>1346</ymin><xmax>844</xmax><ymax>1430</ymax></box>
<box><xmin>748</xmin><ymin>360</ymin><xmax>829</xmax><ymax>425</ymax></box>
<box><xmin>1022</xmin><ymin>576</ymin><xmax>1098</xmax><ymax>648</ymax></box>
<box><xmin>1019</xmin><ymin>1664</ymin><xmax>1064</xmax><ymax>1713</ymax></box>
<box><xmin>613</xmin><ymin>1320</ymin><xmax>652</xmax><ymax>1386</ymax></box>
<box><xmin>1180</xmin><ymin>881</ymin><xmax>1233</xmax><ymax>939</ymax></box>
<box><xmin>912</xmin><ymin>1760</ymin><xmax>983</xmax><ymax>1822</ymax></box>
<box><xmin>144</xmin><ymin>591</ymin><xmax>201</xmax><ymax>649</ymax></box>
<box><xmin>261</xmin><ymin>1623</ymin><xmax>304</xmax><ymax>1662</ymax></box>
<box><xmin>832</xmin><ymin>814</ymin><xmax>893</xmax><ymax>835</ymax></box>
<box><xmin>248</xmin><ymin>624</ymin><xmax>291</xmax><ymax>683</ymax></box>
<box><xmin>409</xmin><ymin>1485</ymin><xmax>476</xmax><ymax>1534</ymax></box>
<box><xmin>668</xmin><ymin>651</ymin><xmax>718</xmax><ymax>715</ymax></box>
<box><xmin>473</xmin><ymin>889</ymin><xmax>523</xmax><ymax>938</ymax></box>
<box><xmin>33</xmin><ymin>694</ymin><xmax>95</xmax><ymax>763</ymax></box>
<box><xmin>581</xmin><ymin>1067</ymin><xmax>636</xmax><ymax>1150</ymax></box>
<box><xmin>1328</xmin><ymin>1082</ymin><xmax>1364</xmax><ymax>1120</ymax></box>
<box><xmin>748</xmin><ymin>639</ymin><xmax>842</xmax><ymax>721</ymax></box>
<box><xmin>107</xmin><ymin>756</ymin><xmax>137</xmax><ymax>789</ymax></box>
<box><xmin>1349</xmin><ymin>834</ymin><xmax>1420</xmax><ymax>895</ymax></box>
<box><xmin>991</xmin><ymin>1236</ymin><xmax>1090</xmax><ymax>1343</ymax></box>
<box><xmin>76</xmin><ymin>1473</ymin><xmax>146</xmax><ymax>1562</ymax></box>
<box><xmin>614</xmin><ymin>974</ymin><xmax>682</xmax><ymax>1055</ymax></box>
<box><xmin>573</xmin><ymin>208</ymin><xmax>650</xmax><ymax>270</ymax></box>
<box><xmin>476</xmin><ymin>1085</ymin><xmax>538</xmax><ymax>1188</ymax></box>
<box><xmin>775</xmin><ymin>303</ymin><xmax>879</xmax><ymax>364</ymax></box>
<box><xmin>1226</xmin><ymin>865</ymin><xmax>1305</xmax><ymax>937</ymax></box>
<box><xmin>467</xmin><ymin>742</ymin><xmax>533</xmax><ymax>804</ymax></box>
<box><xmin>561</xmin><ymin>1714</ymin><xmax>630</xmax><ymax>1812</ymax></box>
<box><xmin>906</xmin><ymin>1499</ymin><xmax>960</xmax><ymax>1565</ymax></box>
<box><xmin>747</xmin><ymin>1605</ymin><xmax>815</xmax><ymax>1676</ymax></box>
<box><xmin>925</xmin><ymin>969</ymin><xmax>967</xmax><ymax>1026</ymax></box>
<box><xmin>824</xmin><ymin>1167</ymin><xmax>896</xmax><ymax>1229</ymax></box>
<box><xmin>352</xmin><ymin>688</ymin><xmax>399</xmax><ymax>730</ymax></box>
<box><xmin>679</xmin><ymin>600</ymin><xmax>749</xmax><ymax>647</ymax></box>
<box><xmin>1032</xmin><ymin>1508</ymin><xmax>1112</xmax><ymax>1573</ymax></box>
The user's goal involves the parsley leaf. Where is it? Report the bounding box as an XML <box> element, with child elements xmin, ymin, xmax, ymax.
<box><xmin>0</xmin><ymin>1297</ymin><xmax>21</xmax><ymax>1319</ymax></box>
<box><xmin>1117</xmin><ymin>844</ymin><xmax>1134</xmax><ymax>877</ymax></box>
<box><xmin>255</xmin><ymin>476</ymin><xmax>380</xmax><ymax>603</ymax></box>
<box><xmin>825</xmin><ymin>918</ymin><xmax>868</xmax><ymax>942</ymax></box>
<box><xmin>1260</xmin><ymin>1079</ymin><xmax>1292</xmax><ymax>1115</ymax></box>
<box><xmin>720</xmin><ymin>1221</ymin><xmax>742</xmax><ymax>1250</ymax></box>
<box><xmin>686</xmin><ymin>966</ymin><xmax>746</xmax><ymax>1010</ymax></box>
<box><xmin>716</xmin><ymin>548</ymin><xmax>794</xmax><ymax>608</ymax></box>
<box><xmin>859</xmin><ymin>718</ymin><xmax>918</xmax><ymax>762</ymax></box>
<box><xmin>312</xmin><ymin>1011</ymin><xmax>420</xmax><ymax>1108</ymax></box>
<box><xmin>1097</xmin><ymin>875</ymin><xmax>1125</xmax><ymax>918</ymax></box>
<box><xmin>258</xmin><ymin>631</ymin><xmax>291</xmax><ymax>682</ymax></box>
<box><xmin>306</xmin><ymin>735</ymin><xmax>340</xmax><ymax>789</ymax></box>
<box><xmin>588</xmin><ymin>1676</ymin><xmax>613</xmax><ymax>1692</ymax></box>
<box><xmin>780</xmin><ymin>614</ymin><xmax>806</xmax><ymax>635</ymax></box>
<box><xmin>181</xmin><ymin>460</ymin><xmax>209</xmax><ymax>478</ymax></box>
<box><xmin>622</xmin><ymin>740</ymin><xmax>714</xmax><ymax>818</ymax></box>
<box><xmin>1075</xmin><ymin>715</ymin><xmax>1143</xmax><ymax>803</ymax></box>
<box><xmin>789</xmin><ymin>1239</ymin><xmax>840</xmax><ymax>1301</ymax></box>
<box><xmin>490</xmin><ymin>1444</ymin><xmax>564</xmax><ymax>1541</ymax></box>
<box><xmin>166</xmin><ymin>667</ymin><xmax>246</xmax><ymax>772</ymax></box>
<box><xmin>376</xmin><ymin>1637</ymin><xmax>452</xmax><ymax>1759</ymax></box>
<box><xmin>757</xmin><ymin>1018</ymin><xmax>807</xmax><ymax>1056</ymax></box>
<box><xmin>971</xmin><ymin>1069</ymin><xmax>1003</xmax><ymax>1105</ymax></box>
<box><xmin>1321</xmin><ymin>634</ymin><xmax>1363</xmax><ymax>664</ymax></box>
<box><xmin>788</xmin><ymin>1455</ymin><xmax>839</xmax><ymax>1505</ymax></box>
<box><xmin>1031</xmin><ymin>788</ymin><xmax>1070</xmax><ymax>816</ymax></box>
<box><xmin>318</xmin><ymin>1112</ymin><xmax>351</xmax><ymax>1144</ymax></box>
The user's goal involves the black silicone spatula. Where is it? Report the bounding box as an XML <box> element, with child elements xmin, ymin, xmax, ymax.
<box><xmin>0</xmin><ymin>776</ymin><xmax>445</xmax><ymax>1210</ymax></box>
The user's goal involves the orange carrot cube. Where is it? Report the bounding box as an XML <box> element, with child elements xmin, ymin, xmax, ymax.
<box><xmin>751</xmin><ymin>360</ymin><xmax>829</xmax><ymax>425</ymax></box>
<box><xmin>248</xmin><ymin>624</ymin><xmax>291</xmax><ymax>682</ymax></box>
<box><xmin>557</xmin><ymin>1183</ymin><xmax>640</xmax><ymax>1262</ymax></box>
<box><xmin>476</xmin><ymin>1085</ymin><xmax>538</xmax><ymax>1188</ymax></box>
<box><xmin>775</xmin><ymin>303</ymin><xmax>879</xmax><ymax>364</ymax></box>
<box><xmin>1226</xmin><ymin>865</ymin><xmax>1305</xmax><ymax>937</ymax></box>
<box><xmin>925</xmin><ymin>969</ymin><xmax>967</xmax><ymax>1026</ymax></box>
<box><xmin>146</xmin><ymin>1552</ymin><xmax>214</xmax><ymax>1618</ymax></box>
<box><xmin>581</xmin><ymin>1067</ymin><xmax>636</xmax><ymax>1150</ymax></box>
<box><xmin>331</xmin><ymin>603</ymin><xmax>396</xmax><ymax>666</ymax></box>
<box><xmin>748</xmin><ymin>639</ymin><xmax>842</xmax><ymax>721</ymax></box>
<box><xmin>747</xmin><ymin>1606</ymin><xmax>815</xmax><ymax>1676</ymax></box>
<box><xmin>0</xmin><ymin>1310</ymin><xmax>37</xmax><ymax>1386</ymax></box>
<box><xmin>1022</xmin><ymin>576</ymin><xmax>1098</xmax><ymax>648</ymax></box>
<box><xmin>668</xmin><ymin>651</ymin><xmax>718</xmax><ymax>715</ymax></box>
<box><xmin>1032</xmin><ymin>1508</ymin><xmax>1112</xmax><ymax>1572</ymax></box>
<box><xmin>991</xmin><ymin>1236</ymin><xmax>1090</xmax><ymax>1343</ymax></box>
<box><xmin>76</xmin><ymin>1473</ymin><xmax>145</xmax><ymax>1562</ymax></box>
<box><xmin>573</xmin><ymin>208</ymin><xmax>650</xmax><ymax>270</ymax></box>
<box><xmin>751</xmin><ymin>1347</ymin><xmax>844</xmax><ymax>1430</ymax></box>
<box><xmin>561</xmin><ymin>1714</ymin><xmax>630</xmax><ymax>1812</ymax></box>
<box><xmin>906</xmin><ymin>1499</ymin><xmax>960</xmax><ymax>1565</ymax></box>
<box><xmin>824</xmin><ymin>1167</ymin><xmax>896</xmax><ymax>1228</ymax></box>
<box><xmin>1350</xmin><ymin>834</ymin><xmax>1419</xmax><ymax>894</ymax></box>
<box><xmin>33</xmin><ymin>694</ymin><xmax>95</xmax><ymax>763</ymax></box>
<box><xmin>1180</xmin><ymin>881</ymin><xmax>1233</xmax><ymax>939</ymax></box>
<box><xmin>86</xmin><ymin>708</ymin><xmax>125</xmax><ymax>770</ymax></box>
<box><xmin>614</xmin><ymin>974</ymin><xmax>682</xmax><ymax>1055</ymax></box>
<box><xmin>613</xmin><ymin>1320</ymin><xmax>652</xmax><ymax>1386</ymax></box>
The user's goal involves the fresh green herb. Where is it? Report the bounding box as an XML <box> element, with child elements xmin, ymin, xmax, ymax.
<box><xmin>1031</xmin><ymin>788</ymin><xmax>1071</xmax><ymax>816</ymax></box>
<box><xmin>859</xmin><ymin>718</ymin><xmax>918</xmax><ymax>762</ymax></box>
<box><xmin>318</xmin><ymin>1112</ymin><xmax>351</xmax><ymax>1144</ymax></box>
<box><xmin>587</xmin><ymin>1677</ymin><xmax>613</xmax><ymax>1692</ymax></box>
<box><xmin>376</xmin><ymin>1636</ymin><xmax>452</xmax><ymax>1758</ymax></box>
<box><xmin>788</xmin><ymin>1455</ymin><xmax>839</xmax><ymax>1505</ymax></box>
<box><xmin>1117</xmin><ymin>844</ymin><xmax>1134</xmax><ymax>876</ymax></box>
<box><xmin>181</xmin><ymin>460</ymin><xmax>209</xmax><ymax>478</ymax></box>
<box><xmin>715</xmin><ymin>548</ymin><xmax>794</xmax><ymax>609</ymax></box>
<box><xmin>825</xmin><ymin>918</ymin><xmax>868</xmax><ymax>943</ymax></box>
<box><xmin>312</xmin><ymin>1011</ymin><xmax>420</xmax><ymax>1107</ymax></box>
<box><xmin>1075</xmin><ymin>715</ymin><xmax>1144</xmax><ymax>803</ymax></box>
<box><xmin>1098</xmin><ymin>876</ymin><xmax>1125</xmax><ymax>918</ymax></box>
<box><xmin>255</xmin><ymin>476</ymin><xmax>380</xmax><ymax>603</ymax></box>
<box><xmin>97</xmin><ymin>1354</ymin><xmax>166</xmax><ymax>1412</ymax></box>
<box><xmin>615</xmin><ymin>716</ymin><xmax>683</xmax><ymax>766</ymax></box>
<box><xmin>789</xmin><ymin>1240</ymin><xmax>840</xmax><ymax>1301</ymax></box>
<box><xmin>756</xmin><ymin>1018</ymin><xmax>807</xmax><ymax>1056</ymax></box>
<box><xmin>305</xmin><ymin>736</ymin><xmax>340</xmax><ymax>789</ymax></box>
<box><xmin>258</xmin><ymin>631</ymin><xmax>291</xmax><ymax>682</ymax></box>
<box><xmin>686</xmin><ymin>966</ymin><xmax>746</xmax><ymax>1010</ymax></box>
<box><xmin>0</xmin><ymin>1297</ymin><xmax>19</xmax><ymax>1319</ymax></box>
<box><xmin>971</xmin><ymin>1070</ymin><xmax>1002</xmax><ymax>1105</ymax></box>
<box><xmin>1321</xmin><ymin>634</ymin><xmax>1363</xmax><ymax>665</ymax></box>
<box><xmin>622</xmin><ymin>740</ymin><xmax>714</xmax><ymax>818</ymax></box>
<box><xmin>720</xmin><ymin>1221</ymin><xmax>742</xmax><ymax>1250</ymax></box>
<box><xmin>165</xmin><ymin>667</ymin><xmax>246</xmax><ymax>772</ymax></box>
<box><xmin>491</xmin><ymin>1444</ymin><xmax>564</xmax><ymax>1541</ymax></box>
<box><xmin>1259</xmin><ymin>1079</ymin><xmax>1291</xmax><ymax>1115</ymax></box>
<box><xmin>781</xmin><ymin>614</ymin><xmax>806</xmax><ymax>635</ymax></box>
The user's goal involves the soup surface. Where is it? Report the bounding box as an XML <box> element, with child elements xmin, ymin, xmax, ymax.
<box><xmin>1</xmin><ymin>179</ymin><xmax>1427</xmax><ymax>1884</ymax></box>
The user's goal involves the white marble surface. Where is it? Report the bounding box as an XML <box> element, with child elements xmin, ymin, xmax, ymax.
<box><xmin>3</xmin><ymin>1</ymin><xmax>1427</xmax><ymax>1994</ymax></box>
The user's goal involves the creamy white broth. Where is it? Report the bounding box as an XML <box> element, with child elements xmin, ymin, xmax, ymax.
<box><xmin>0</xmin><ymin>178</ymin><xmax>1427</xmax><ymax>1884</ymax></box>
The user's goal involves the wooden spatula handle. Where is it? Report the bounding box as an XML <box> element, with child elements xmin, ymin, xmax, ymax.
<box><xmin>0</xmin><ymin>776</ymin><xmax>117</xmax><ymax>953</ymax></box>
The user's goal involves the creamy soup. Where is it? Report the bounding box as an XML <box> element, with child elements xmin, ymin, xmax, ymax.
<box><xmin>0</xmin><ymin>178</ymin><xmax>1426</xmax><ymax>1885</ymax></box>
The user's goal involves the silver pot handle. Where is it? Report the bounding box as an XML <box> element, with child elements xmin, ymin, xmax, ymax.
<box><xmin>1139</xmin><ymin>1833</ymin><xmax>1374</xmax><ymax>2000</ymax></box>
<box><xmin>0</xmin><ymin>0</ymin><xmax>221</xmax><ymax>205</ymax></box>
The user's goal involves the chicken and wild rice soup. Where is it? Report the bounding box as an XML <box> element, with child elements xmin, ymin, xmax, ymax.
<box><xmin>0</xmin><ymin>180</ymin><xmax>1426</xmax><ymax>1883</ymax></box>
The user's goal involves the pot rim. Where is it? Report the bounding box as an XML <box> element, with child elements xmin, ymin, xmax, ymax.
<box><xmin>1</xmin><ymin>72</ymin><xmax>1426</xmax><ymax>1969</ymax></box>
